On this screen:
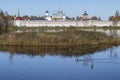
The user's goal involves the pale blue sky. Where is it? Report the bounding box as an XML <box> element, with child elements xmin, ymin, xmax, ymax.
<box><xmin>0</xmin><ymin>0</ymin><xmax>120</xmax><ymax>20</ymax></box>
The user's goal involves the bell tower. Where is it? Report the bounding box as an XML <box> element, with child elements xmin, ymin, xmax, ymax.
<box><xmin>83</xmin><ymin>11</ymin><xmax>88</xmax><ymax>20</ymax></box>
<box><xmin>45</xmin><ymin>11</ymin><xmax>49</xmax><ymax>17</ymax></box>
<box><xmin>14</xmin><ymin>9</ymin><xmax>22</xmax><ymax>27</ymax></box>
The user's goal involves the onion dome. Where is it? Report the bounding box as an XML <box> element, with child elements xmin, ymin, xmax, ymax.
<box><xmin>46</xmin><ymin>11</ymin><xmax>49</xmax><ymax>13</ymax></box>
<box><xmin>83</xmin><ymin>11</ymin><xmax>88</xmax><ymax>15</ymax></box>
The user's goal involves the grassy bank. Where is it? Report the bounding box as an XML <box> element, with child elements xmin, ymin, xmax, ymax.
<box><xmin>0</xmin><ymin>30</ymin><xmax>119</xmax><ymax>45</ymax></box>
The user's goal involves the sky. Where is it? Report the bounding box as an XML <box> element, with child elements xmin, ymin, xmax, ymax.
<box><xmin>0</xmin><ymin>0</ymin><xmax>120</xmax><ymax>21</ymax></box>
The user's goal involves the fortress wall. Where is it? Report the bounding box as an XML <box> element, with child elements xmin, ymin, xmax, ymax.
<box><xmin>93</xmin><ymin>21</ymin><xmax>113</xmax><ymax>27</ymax></box>
<box><xmin>20</xmin><ymin>21</ymin><xmax>79</xmax><ymax>27</ymax></box>
<box><xmin>118</xmin><ymin>22</ymin><xmax>120</xmax><ymax>26</ymax></box>
<box><xmin>14</xmin><ymin>20</ymin><xmax>120</xmax><ymax>27</ymax></box>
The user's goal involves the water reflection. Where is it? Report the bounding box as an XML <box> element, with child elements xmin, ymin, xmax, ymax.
<box><xmin>0</xmin><ymin>45</ymin><xmax>120</xmax><ymax>80</ymax></box>
<box><xmin>0</xmin><ymin>45</ymin><xmax>115</xmax><ymax>57</ymax></box>
<box><xmin>83</xmin><ymin>28</ymin><xmax>120</xmax><ymax>38</ymax></box>
<box><xmin>76</xmin><ymin>46</ymin><xmax>120</xmax><ymax>70</ymax></box>
<box><xmin>96</xmin><ymin>28</ymin><xmax>120</xmax><ymax>38</ymax></box>
<box><xmin>76</xmin><ymin>54</ymin><xmax>94</xmax><ymax>70</ymax></box>
<box><xmin>0</xmin><ymin>45</ymin><xmax>119</xmax><ymax>65</ymax></box>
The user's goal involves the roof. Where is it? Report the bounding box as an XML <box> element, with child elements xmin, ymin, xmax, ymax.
<box><xmin>83</xmin><ymin>11</ymin><xmax>88</xmax><ymax>15</ymax></box>
<box><xmin>46</xmin><ymin>11</ymin><xmax>49</xmax><ymax>13</ymax></box>
<box><xmin>15</xmin><ymin>16</ymin><xmax>23</xmax><ymax>20</ymax></box>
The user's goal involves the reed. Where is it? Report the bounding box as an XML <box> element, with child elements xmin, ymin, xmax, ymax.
<box><xmin>0</xmin><ymin>30</ymin><xmax>119</xmax><ymax>45</ymax></box>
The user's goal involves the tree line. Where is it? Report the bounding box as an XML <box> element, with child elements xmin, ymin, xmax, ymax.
<box><xmin>0</xmin><ymin>10</ymin><xmax>13</xmax><ymax>34</ymax></box>
<box><xmin>109</xmin><ymin>10</ymin><xmax>120</xmax><ymax>26</ymax></box>
<box><xmin>2</xmin><ymin>9</ymin><xmax>120</xmax><ymax>21</ymax></box>
<box><xmin>6</xmin><ymin>15</ymin><xmax>101</xmax><ymax>21</ymax></box>
<box><xmin>109</xmin><ymin>10</ymin><xmax>120</xmax><ymax>21</ymax></box>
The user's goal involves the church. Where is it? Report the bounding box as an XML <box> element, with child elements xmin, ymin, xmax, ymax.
<box><xmin>14</xmin><ymin>11</ymin><xmax>120</xmax><ymax>27</ymax></box>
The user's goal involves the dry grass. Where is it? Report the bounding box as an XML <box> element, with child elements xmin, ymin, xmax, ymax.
<box><xmin>0</xmin><ymin>30</ymin><xmax>119</xmax><ymax>45</ymax></box>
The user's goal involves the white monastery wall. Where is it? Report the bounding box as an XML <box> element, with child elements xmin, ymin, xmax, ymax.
<box><xmin>14</xmin><ymin>20</ymin><xmax>120</xmax><ymax>27</ymax></box>
<box><xmin>93</xmin><ymin>21</ymin><xmax>113</xmax><ymax>27</ymax></box>
<box><xmin>118</xmin><ymin>22</ymin><xmax>120</xmax><ymax>26</ymax></box>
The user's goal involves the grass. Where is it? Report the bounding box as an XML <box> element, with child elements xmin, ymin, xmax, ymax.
<box><xmin>0</xmin><ymin>29</ymin><xmax>119</xmax><ymax>45</ymax></box>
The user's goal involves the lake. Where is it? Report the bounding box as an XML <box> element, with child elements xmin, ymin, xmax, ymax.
<box><xmin>0</xmin><ymin>28</ymin><xmax>120</xmax><ymax>80</ymax></box>
<box><xmin>0</xmin><ymin>45</ymin><xmax>120</xmax><ymax>80</ymax></box>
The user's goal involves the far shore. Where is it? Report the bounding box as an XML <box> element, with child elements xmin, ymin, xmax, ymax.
<box><xmin>0</xmin><ymin>27</ymin><xmax>120</xmax><ymax>46</ymax></box>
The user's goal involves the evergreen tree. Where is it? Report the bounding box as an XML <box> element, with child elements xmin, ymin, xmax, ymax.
<box><xmin>109</xmin><ymin>10</ymin><xmax>120</xmax><ymax>26</ymax></box>
<box><xmin>0</xmin><ymin>10</ymin><xmax>11</xmax><ymax>34</ymax></box>
<box><xmin>113</xmin><ymin>10</ymin><xmax>120</xmax><ymax>26</ymax></box>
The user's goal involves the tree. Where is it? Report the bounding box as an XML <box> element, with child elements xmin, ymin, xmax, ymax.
<box><xmin>109</xmin><ymin>16</ymin><xmax>114</xmax><ymax>21</ymax></box>
<box><xmin>66</xmin><ymin>16</ymin><xmax>75</xmax><ymax>20</ymax></box>
<box><xmin>91</xmin><ymin>16</ymin><xmax>98</xmax><ymax>20</ymax></box>
<box><xmin>0</xmin><ymin>10</ymin><xmax>12</xmax><ymax>34</ymax></box>
<box><xmin>113</xmin><ymin>10</ymin><xmax>120</xmax><ymax>26</ymax></box>
<box><xmin>115</xmin><ymin>10</ymin><xmax>119</xmax><ymax>17</ymax></box>
<box><xmin>76</xmin><ymin>16</ymin><xmax>82</xmax><ymax>20</ymax></box>
<box><xmin>98</xmin><ymin>17</ymin><xmax>101</xmax><ymax>21</ymax></box>
<box><xmin>6</xmin><ymin>15</ymin><xmax>14</xmax><ymax>20</ymax></box>
<box><xmin>0</xmin><ymin>10</ymin><xmax>5</xmax><ymax>34</ymax></box>
<box><xmin>22</xmin><ymin>15</ymin><xmax>30</xmax><ymax>20</ymax></box>
<box><xmin>30</xmin><ymin>15</ymin><xmax>37</xmax><ymax>20</ymax></box>
<box><xmin>91</xmin><ymin>16</ymin><xmax>101</xmax><ymax>21</ymax></box>
<box><xmin>72</xmin><ymin>17</ymin><xmax>75</xmax><ymax>20</ymax></box>
<box><xmin>4</xmin><ymin>11</ymin><xmax>9</xmax><ymax>16</ymax></box>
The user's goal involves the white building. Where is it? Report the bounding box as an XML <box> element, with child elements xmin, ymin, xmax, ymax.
<box><xmin>14</xmin><ymin>10</ymin><xmax>120</xmax><ymax>27</ymax></box>
<box><xmin>52</xmin><ymin>10</ymin><xmax>66</xmax><ymax>21</ymax></box>
<box><xmin>14</xmin><ymin>19</ymin><xmax>120</xmax><ymax>27</ymax></box>
<box><xmin>45</xmin><ymin>11</ymin><xmax>52</xmax><ymax>21</ymax></box>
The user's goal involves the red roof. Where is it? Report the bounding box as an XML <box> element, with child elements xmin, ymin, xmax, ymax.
<box><xmin>15</xmin><ymin>16</ymin><xmax>23</xmax><ymax>20</ymax></box>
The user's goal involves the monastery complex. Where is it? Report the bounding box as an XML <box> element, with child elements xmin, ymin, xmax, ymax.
<box><xmin>14</xmin><ymin>11</ymin><xmax>120</xmax><ymax>27</ymax></box>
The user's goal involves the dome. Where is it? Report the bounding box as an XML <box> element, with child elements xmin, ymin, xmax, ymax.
<box><xmin>46</xmin><ymin>11</ymin><xmax>49</xmax><ymax>13</ymax></box>
<box><xmin>83</xmin><ymin>11</ymin><xmax>88</xmax><ymax>15</ymax></box>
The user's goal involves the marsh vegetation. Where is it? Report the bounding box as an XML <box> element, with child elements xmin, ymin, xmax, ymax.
<box><xmin>0</xmin><ymin>29</ymin><xmax>119</xmax><ymax>45</ymax></box>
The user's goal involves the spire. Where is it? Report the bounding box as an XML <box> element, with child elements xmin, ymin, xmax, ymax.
<box><xmin>115</xmin><ymin>10</ymin><xmax>119</xmax><ymax>17</ymax></box>
<box><xmin>15</xmin><ymin>9</ymin><xmax>22</xmax><ymax>20</ymax></box>
<box><xmin>18</xmin><ymin>9</ymin><xmax>20</xmax><ymax>16</ymax></box>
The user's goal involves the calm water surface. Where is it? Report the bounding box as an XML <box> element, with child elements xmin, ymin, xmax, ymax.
<box><xmin>0</xmin><ymin>45</ymin><xmax>120</xmax><ymax>80</ymax></box>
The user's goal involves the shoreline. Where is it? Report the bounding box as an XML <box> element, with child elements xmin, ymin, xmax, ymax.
<box><xmin>0</xmin><ymin>29</ymin><xmax>120</xmax><ymax>46</ymax></box>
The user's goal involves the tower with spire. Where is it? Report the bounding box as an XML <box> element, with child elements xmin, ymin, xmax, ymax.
<box><xmin>15</xmin><ymin>9</ymin><xmax>22</xmax><ymax>20</ymax></box>
<box><xmin>82</xmin><ymin>11</ymin><xmax>88</xmax><ymax>20</ymax></box>
<box><xmin>18</xmin><ymin>9</ymin><xmax>20</xmax><ymax>16</ymax></box>
<box><xmin>14</xmin><ymin>9</ymin><xmax>22</xmax><ymax>26</ymax></box>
